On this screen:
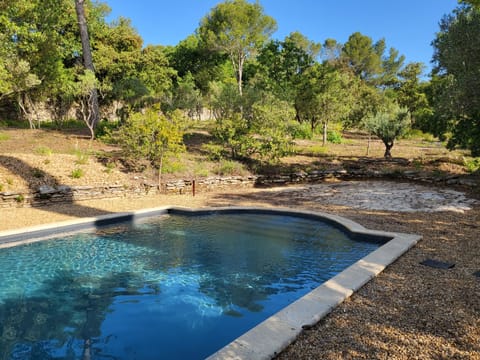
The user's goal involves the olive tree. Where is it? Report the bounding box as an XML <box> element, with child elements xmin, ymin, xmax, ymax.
<box><xmin>363</xmin><ymin>104</ymin><xmax>411</xmax><ymax>158</ymax></box>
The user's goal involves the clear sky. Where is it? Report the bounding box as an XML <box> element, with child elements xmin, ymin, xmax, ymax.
<box><xmin>104</xmin><ymin>0</ymin><xmax>458</xmax><ymax>75</ymax></box>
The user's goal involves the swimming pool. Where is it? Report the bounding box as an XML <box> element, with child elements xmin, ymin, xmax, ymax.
<box><xmin>0</xmin><ymin>207</ymin><xmax>420</xmax><ymax>359</ymax></box>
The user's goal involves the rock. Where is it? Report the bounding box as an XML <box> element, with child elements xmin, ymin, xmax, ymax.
<box><xmin>38</xmin><ymin>185</ymin><xmax>57</xmax><ymax>195</ymax></box>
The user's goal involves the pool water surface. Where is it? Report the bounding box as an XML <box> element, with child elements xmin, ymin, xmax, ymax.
<box><xmin>0</xmin><ymin>212</ymin><xmax>381</xmax><ymax>359</ymax></box>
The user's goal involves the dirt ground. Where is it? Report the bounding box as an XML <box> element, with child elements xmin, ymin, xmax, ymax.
<box><xmin>1</xmin><ymin>183</ymin><xmax>479</xmax><ymax>359</ymax></box>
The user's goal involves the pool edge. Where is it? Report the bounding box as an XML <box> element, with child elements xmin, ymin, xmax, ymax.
<box><xmin>205</xmin><ymin>218</ymin><xmax>420</xmax><ymax>360</ymax></box>
<box><xmin>0</xmin><ymin>206</ymin><xmax>421</xmax><ymax>359</ymax></box>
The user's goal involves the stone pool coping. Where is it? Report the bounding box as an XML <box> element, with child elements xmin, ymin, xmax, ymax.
<box><xmin>0</xmin><ymin>206</ymin><xmax>421</xmax><ymax>359</ymax></box>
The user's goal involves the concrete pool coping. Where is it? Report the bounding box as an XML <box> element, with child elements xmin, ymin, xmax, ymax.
<box><xmin>0</xmin><ymin>206</ymin><xmax>421</xmax><ymax>359</ymax></box>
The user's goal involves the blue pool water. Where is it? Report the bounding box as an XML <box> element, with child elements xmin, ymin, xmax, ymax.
<box><xmin>0</xmin><ymin>212</ymin><xmax>380</xmax><ymax>359</ymax></box>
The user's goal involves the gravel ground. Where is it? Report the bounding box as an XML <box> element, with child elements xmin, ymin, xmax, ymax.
<box><xmin>1</xmin><ymin>183</ymin><xmax>479</xmax><ymax>359</ymax></box>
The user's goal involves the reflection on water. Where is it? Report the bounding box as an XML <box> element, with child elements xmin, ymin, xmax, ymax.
<box><xmin>0</xmin><ymin>213</ymin><xmax>379</xmax><ymax>359</ymax></box>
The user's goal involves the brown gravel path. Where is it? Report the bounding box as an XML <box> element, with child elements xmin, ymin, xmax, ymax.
<box><xmin>1</xmin><ymin>185</ymin><xmax>479</xmax><ymax>359</ymax></box>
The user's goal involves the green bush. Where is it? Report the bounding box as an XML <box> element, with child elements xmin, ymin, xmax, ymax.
<box><xmin>162</xmin><ymin>160</ymin><xmax>186</xmax><ymax>174</ymax></box>
<box><xmin>404</xmin><ymin>129</ymin><xmax>437</xmax><ymax>142</ymax></box>
<box><xmin>0</xmin><ymin>133</ymin><xmax>10</xmax><ymax>141</ymax></box>
<box><xmin>103</xmin><ymin>162</ymin><xmax>116</xmax><ymax>173</ymax></box>
<box><xmin>96</xmin><ymin>120</ymin><xmax>120</xmax><ymax>140</ymax></box>
<box><xmin>307</xmin><ymin>144</ymin><xmax>328</xmax><ymax>156</ymax></box>
<box><xmin>464</xmin><ymin>157</ymin><xmax>480</xmax><ymax>173</ymax></box>
<box><xmin>71</xmin><ymin>168</ymin><xmax>84</xmax><ymax>179</ymax></box>
<box><xmin>202</xmin><ymin>143</ymin><xmax>226</xmax><ymax>161</ymax></box>
<box><xmin>72</xmin><ymin>149</ymin><xmax>89</xmax><ymax>165</ymax></box>
<box><xmin>34</xmin><ymin>146</ymin><xmax>53</xmax><ymax>156</ymax></box>
<box><xmin>287</xmin><ymin>122</ymin><xmax>312</xmax><ymax>140</ymax></box>
<box><xmin>213</xmin><ymin>160</ymin><xmax>246</xmax><ymax>176</ymax></box>
<box><xmin>327</xmin><ymin>130</ymin><xmax>343</xmax><ymax>144</ymax></box>
<box><xmin>194</xmin><ymin>164</ymin><xmax>210</xmax><ymax>177</ymax></box>
<box><xmin>112</xmin><ymin>107</ymin><xmax>186</xmax><ymax>183</ymax></box>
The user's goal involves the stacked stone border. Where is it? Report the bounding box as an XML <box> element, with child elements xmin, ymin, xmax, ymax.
<box><xmin>1</xmin><ymin>168</ymin><xmax>478</xmax><ymax>208</ymax></box>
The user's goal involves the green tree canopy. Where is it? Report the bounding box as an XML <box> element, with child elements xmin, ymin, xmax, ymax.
<box><xmin>364</xmin><ymin>103</ymin><xmax>411</xmax><ymax>158</ymax></box>
<box><xmin>256</xmin><ymin>32</ymin><xmax>319</xmax><ymax>105</ymax></box>
<box><xmin>295</xmin><ymin>63</ymin><xmax>354</xmax><ymax>145</ymax></box>
<box><xmin>198</xmin><ymin>0</ymin><xmax>277</xmax><ymax>95</ymax></box>
<box><xmin>432</xmin><ymin>5</ymin><xmax>480</xmax><ymax>155</ymax></box>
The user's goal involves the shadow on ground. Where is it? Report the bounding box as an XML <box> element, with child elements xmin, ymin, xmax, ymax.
<box><xmin>0</xmin><ymin>155</ymin><xmax>113</xmax><ymax>218</ymax></box>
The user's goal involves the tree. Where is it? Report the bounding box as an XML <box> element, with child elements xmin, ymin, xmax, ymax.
<box><xmin>75</xmin><ymin>0</ymin><xmax>100</xmax><ymax>131</ymax></box>
<box><xmin>209</xmin><ymin>92</ymin><xmax>294</xmax><ymax>163</ymax></box>
<box><xmin>169</xmin><ymin>72</ymin><xmax>203</xmax><ymax>120</ymax></box>
<box><xmin>321</xmin><ymin>38</ymin><xmax>343</xmax><ymax>64</ymax></box>
<box><xmin>342</xmin><ymin>32</ymin><xmax>383</xmax><ymax>83</ymax></box>
<box><xmin>0</xmin><ymin>59</ymin><xmax>41</xmax><ymax>128</ymax></box>
<box><xmin>396</xmin><ymin>62</ymin><xmax>430</xmax><ymax>126</ymax></box>
<box><xmin>198</xmin><ymin>0</ymin><xmax>277</xmax><ymax>95</ymax></box>
<box><xmin>432</xmin><ymin>5</ymin><xmax>480</xmax><ymax>155</ymax></box>
<box><xmin>114</xmin><ymin>107</ymin><xmax>186</xmax><ymax>186</ymax></box>
<box><xmin>73</xmin><ymin>70</ymin><xmax>100</xmax><ymax>139</ymax></box>
<box><xmin>167</xmin><ymin>34</ymin><xmax>229</xmax><ymax>94</ymax></box>
<box><xmin>460</xmin><ymin>0</ymin><xmax>480</xmax><ymax>8</ymax></box>
<box><xmin>364</xmin><ymin>103</ymin><xmax>411</xmax><ymax>158</ymax></box>
<box><xmin>341</xmin><ymin>32</ymin><xmax>405</xmax><ymax>89</ymax></box>
<box><xmin>0</xmin><ymin>0</ymin><xmax>78</xmax><ymax>125</ymax></box>
<box><xmin>256</xmin><ymin>32</ymin><xmax>319</xmax><ymax>106</ymax></box>
<box><xmin>295</xmin><ymin>64</ymin><xmax>354</xmax><ymax>145</ymax></box>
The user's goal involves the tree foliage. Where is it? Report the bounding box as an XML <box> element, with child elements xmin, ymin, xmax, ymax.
<box><xmin>198</xmin><ymin>0</ymin><xmax>277</xmax><ymax>95</ymax></box>
<box><xmin>295</xmin><ymin>63</ymin><xmax>354</xmax><ymax>145</ymax></box>
<box><xmin>2</xmin><ymin>0</ymin><xmax>476</xmax><ymax>164</ymax></box>
<box><xmin>113</xmin><ymin>107</ymin><xmax>186</xmax><ymax>184</ymax></box>
<box><xmin>432</xmin><ymin>5</ymin><xmax>480</xmax><ymax>155</ymax></box>
<box><xmin>363</xmin><ymin>103</ymin><xmax>411</xmax><ymax>158</ymax></box>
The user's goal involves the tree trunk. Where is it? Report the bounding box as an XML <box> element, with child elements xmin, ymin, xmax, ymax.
<box><xmin>237</xmin><ymin>62</ymin><xmax>243</xmax><ymax>96</ymax></box>
<box><xmin>158</xmin><ymin>153</ymin><xmax>164</xmax><ymax>189</ymax></box>
<box><xmin>322</xmin><ymin>122</ymin><xmax>328</xmax><ymax>147</ymax></box>
<box><xmin>75</xmin><ymin>0</ymin><xmax>100</xmax><ymax>130</ymax></box>
<box><xmin>366</xmin><ymin>133</ymin><xmax>371</xmax><ymax>156</ymax></box>
<box><xmin>383</xmin><ymin>140</ymin><xmax>394</xmax><ymax>158</ymax></box>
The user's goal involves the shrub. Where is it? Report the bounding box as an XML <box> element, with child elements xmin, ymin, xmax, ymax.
<box><xmin>96</xmin><ymin>120</ymin><xmax>120</xmax><ymax>140</ymax></box>
<box><xmin>112</xmin><ymin>107</ymin><xmax>186</xmax><ymax>184</ymax></box>
<box><xmin>0</xmin><ymin>184</ymin><xmax>4</xmax><ymax>191</ymax></box>
<box><xmin>71</xmin><ymin>168</ymin><xmax>84</xmax><ymax>179</ymax></box>
<box><xmin>15</xmin><ymin>194</ymin><xmax>25</xmax><ymax>203</ymax></box>
<box><xmin>0</xmin><ymin>133</ymin><xmax>10</xmax><ymax>141</ymax></box>
<box><xmin>306</xmin><ymin>144</ymin><xmax>328</xmax><ymax>156</ymax></box>
<box><xmin>34</xmin><ymin>146</ymin><xmax>53</xmax><ymax>156</ymax></box>
<box><xmin>103</xmin><ymin>162</ymin><xmax>116</xmax><ymax>173</ymax></box>
<box><xmin>404</xmin><ymin>129</ymin><xmax>437</xmax><ymax>142</ymax></box>
<box><xmin>213</xmin><ymin>160</ymin><xmax>247</xmax><ymax>176</ymax></box>
<box><xmin>287</xmin><ymin>121</ymin><xmax>312</xmax><ymax>140</ymax></box>
<box><xmin>464</xmin><ymin>157</ymin><xmax>480</xmax><ymax>173</ymax></box>
<box><xmin>162</xmin><ymin>160</ymin><xmax>186</xmax><ymax>174</ymax></box>
<box><xmin>73</xmin><ymin>150</ymin><xmax>89</xmax><ymax>165</ymax></box>
<box><xmin>194</xmin><ymin>164</ymin><xmax>210</xmax><ymax>177</ymax></box>
<box><xmin>202</xmin><ymin>143</ymin><xmax>226</xmax><ymax>161</ymax></box>
<box><xmin>327</xmin><ymin>130</ymin><xmax>343</xmax><ymax>144</ymax></box>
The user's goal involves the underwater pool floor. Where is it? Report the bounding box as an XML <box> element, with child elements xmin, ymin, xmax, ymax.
<box><xmin>0</xmin><ymin>207</ymin><xmax>421</xmax><ymax>360</ymax></box>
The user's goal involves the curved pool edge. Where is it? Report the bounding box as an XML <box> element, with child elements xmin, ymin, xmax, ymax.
<box><xmin>0</xmin><ymin>206</ymin><xmax>421</xmax><ymax>360</ymax></box>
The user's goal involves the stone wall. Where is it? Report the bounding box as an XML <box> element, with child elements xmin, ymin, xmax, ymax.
<box><xmin>1</xmin><ymin>169</ymin><xmax>477</xmax><ymax>208</ymax></box>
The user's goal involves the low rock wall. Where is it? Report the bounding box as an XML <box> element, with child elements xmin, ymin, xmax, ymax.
<box><xmin>1</xmin><ymin>169</ymin><xmax>477</xmax><ymax>208</ymax></box>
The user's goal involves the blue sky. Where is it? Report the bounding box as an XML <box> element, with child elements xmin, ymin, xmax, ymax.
<box><xmin>105</xmin><ymin>0</ymin><xmax>458</xmax><ymax>75</ymax></box>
